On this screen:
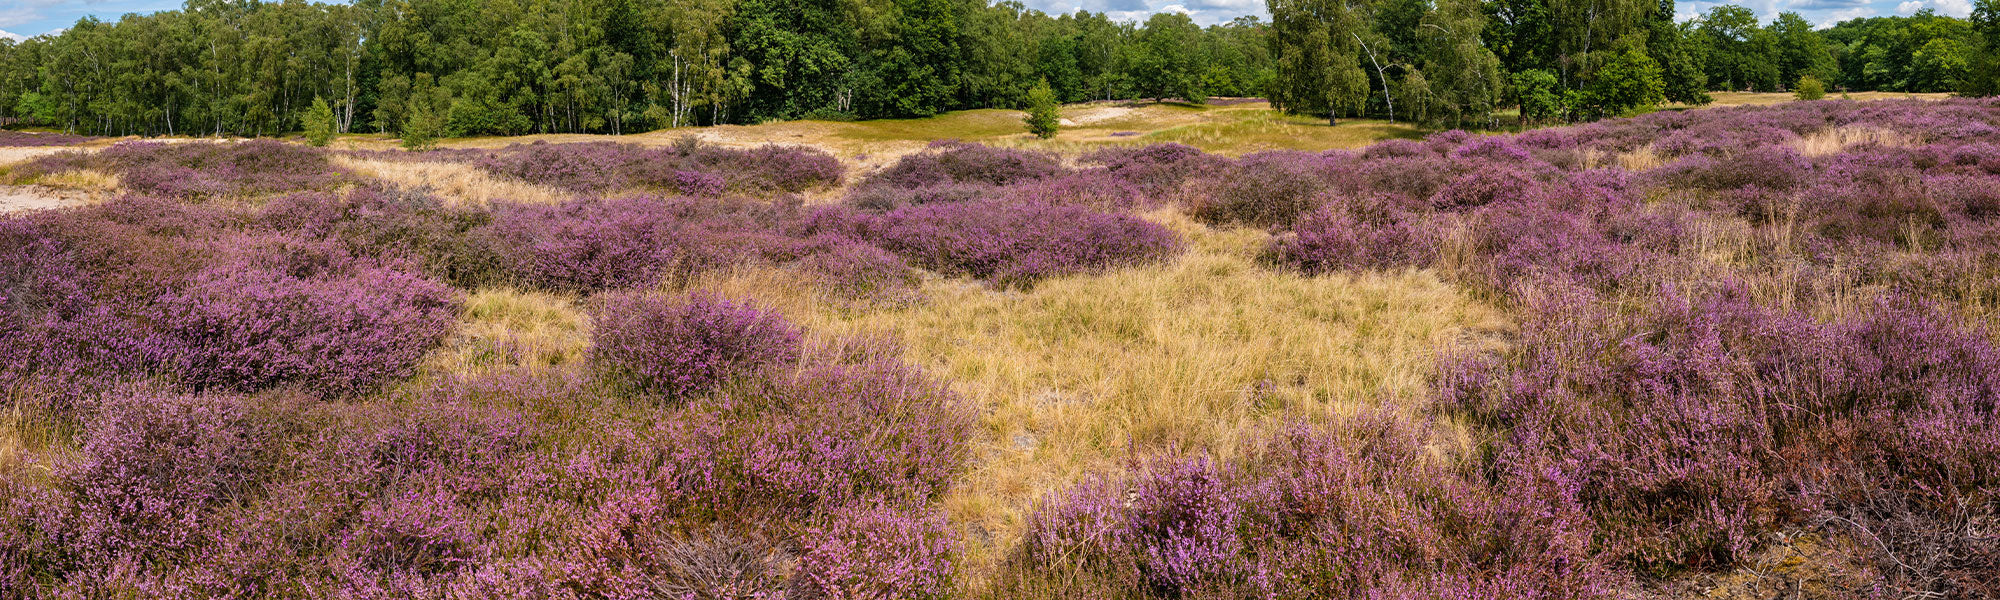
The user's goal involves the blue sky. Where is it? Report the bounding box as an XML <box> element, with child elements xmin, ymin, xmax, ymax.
<box><xmin>0</xmin><ymin>0</ymin><xmax>1977</xmax><ymax>42</ymax></box>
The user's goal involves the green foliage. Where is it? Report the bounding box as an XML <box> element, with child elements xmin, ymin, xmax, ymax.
<box><xmin>0</xmin><ymin>0</ymin><xmax>1273</xmax><ymax>135</ymax></box>
<box><xmin>401</xmin><ymin>100</ymin><xmax>446</xmax><ymax>152</ymax></box>
<box><xmin>1023</xmin><ymin>79</ymin><xmax>1060</xmax><ymax>139</ymax></box>
<box><xmin>1824</xmin><ymin>11</ymin><xmax>1982</xmax><ymax>93</ymax></box>
<box><xmin>303</xmin><ymin>96</ymin><xmax>337</xmax><ymax>147</ymax></box>
<box><xmin>1582</xmin><ymin>43</ymin><xmax>1665</xmax><ymax>116</ymax></box>
<box><xmin>1513</xmin><ymin>69</ymin><xmax>1564</xmax><ymax>122</ymax></box>
<box><xmin>1795</xmin><ymin>74</ymin><xmax>1827</xmax><ymax>100</ymax></box>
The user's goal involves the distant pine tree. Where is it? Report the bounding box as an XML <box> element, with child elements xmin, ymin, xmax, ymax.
<box><xmin>1024</xmin><ymin>79</ymin><xmax>1060</xmax><ymax>139</ymax></box>
<box><xmin>401</xmin><ymin>100</ymin><xmax>445</xmax><ymax>152</ymax></box>
<box><xmin>303</xmin><ymin>96</ymin><xmax>336</xmax><ymax>147</ymax></box>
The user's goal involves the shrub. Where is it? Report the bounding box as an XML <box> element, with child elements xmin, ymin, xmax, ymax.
<box><xmin>1794</xmin><ymin>75</ymin><xmax>1826</xmax><ymax>101</ymax></box>
<box><xmin>876</xmin><ymin>199</ymin><xmax>1181</xmax><ymax>287</ymax></box>
<box><xmin>0</xmin><ymin>219</ymin><xmax>151</xmax><ymax>401</ymax></box>
<box><xmin>1185</xmin><ymin>151</ymin><xmax>1342</xmax><ymax>227</ymax></box>
<box><xmin>1268</xmin><ymin>203</ymin><xmax>1432</xmax><ymax>273</ymax></box>
<box><xmin>158</xmin><ymin>260</ymin><xmax>460</xmax><ymax>396</ymax></box>
<box><xmin>16</xmin><ymin>140</ymin><xmax>349</xmax><ymax>200</ymax></box>
<box><xmin>860</xmin><ymin>141</ymin><xmax>1065</xmax><ymax>190</ymax></box>
<box><xmin>1081</xmin><ymin>142</ymin><xmax>1226</xmax><ymax>195</ymax></box>
<box><xmin>653</xmin><ymin>356</ymin><xmax>974</xmax><ymax>519</ymax></box>
<box><xmin>1010</xmin><ymin>417</ymin><xmax>1613</xmax><ymax>600</ymax></box>
<box><xmin>60</xmin><ymin>391</ymin><xmax>273</xmax><ymax>561</ymax></box>
<box><xmin>589</xmin><ymin>292</ymin><xmax>803</xmax><ymax>398</ymax></box>
<box><xmin>796</xmin><ymin>503</ymin><xmax>958</xmax><ymax>600</ymax></box>
<box><xmin>484</xmin><ymin>195</ymin><xmax>792</xmax><ymax>292</ymax></box>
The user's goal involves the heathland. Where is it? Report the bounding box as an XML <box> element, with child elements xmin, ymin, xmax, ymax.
<box><xmin>1</xmin><ymin>96</ymin><xmax>1996</xmax><ymax>599</ymax></box>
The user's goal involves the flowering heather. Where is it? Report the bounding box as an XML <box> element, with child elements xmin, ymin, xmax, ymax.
<box><xmin>158</xmin><ymin>259</ymin><xmax>460</xmax><ymax>396</ymax></box>
<box><xmin>1081</xmin><ymin>142</ymin><xmax>1227</xmax><ymax>195</ymax></box>
<box><xmin>1185</xmin><ymin>150</ymin><xmax>1346</xmax><ymax>227</ymax></box>
<box><xmin>1010</xmin><ymin>416</ymin><xmax>1613</xmax><ymax>600</ymax></box>
<box><xmin>859</xmin><ymin>140</ymin><xmax>1065</xmax><ymax>190</ymax></box>
<box><xmin>386</xmin><ymin>140</ymin><xmax>844</xmax><ymax>195</ymax></box>
<box><xmin>0</xmin><ymin>131</ymin><xmax>95</xmax><ymax>147</ymax></box>
<box><xmin>18</xmin><ymin>140</ymin><xmax>350</xmax><ymax>200</ymax></box>
<box><xmin>589</xmin><ymin>292</ymin><xmax>803</xmax><ymax>398</ymax></box>
<box><xmin>876</xmin><ymin>198</ymin><xmax>1182</xmax><ymax>287</ymax></box>
<box><xmin>0</xmin><ymin>219</ymin><xmax>155</xmax><ymax>403</ymax></box>
<box><xmin>796</xmin><ymin>502</ymin><xmax>958</xmax><ymax>600</ymax></box>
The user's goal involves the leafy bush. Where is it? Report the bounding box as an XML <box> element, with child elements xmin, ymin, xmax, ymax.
<box><xmin>589</xmin><ymin>292</ymin><xmax>803</xmax><ymax>398</ymax></box>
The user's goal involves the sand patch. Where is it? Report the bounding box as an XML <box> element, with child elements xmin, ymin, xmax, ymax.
<box><xmin>0</xmin><ymin>185</ymin><xmax>94</xmax><ymax>213</ymax></box>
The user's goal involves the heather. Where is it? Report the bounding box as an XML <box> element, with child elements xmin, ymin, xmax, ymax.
<box><xmin>12</xmin><ymin>140</ymin><xmax>352</xmax><ymax>200</ymax></box>
<box><xmin>0</xmin><ymin>131</ymin><xmax>95</xmax><ymax>147</ymax></box>
<box><xmin>352</xmin><ymin>140</ymin><xmax>844</xmax><ymax>196</ymax></box>
<box><xmin>6</xmin><ymin>99</ymin><xmax>2000</xmax><ymax>599</ymax></box>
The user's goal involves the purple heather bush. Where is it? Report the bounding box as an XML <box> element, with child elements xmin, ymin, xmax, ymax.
<box><xmin>157</xmin><ymin>256</ymin><xmax>460</xmax><ymax>396</ymax></box>
<box><xmin>589</xmin><ymin>292</ymin><xmax>803</xmax><ymax>398</ymax></box>
<box><xmin>860</xmin><ymin>140</ymin><xmax>1065</xmax><ymax>190</ymax></box>
<box><xmin>1081</xmin><ymin>142</ymin><xmax>1227</xmax><ymax>195</ymax></box>
<box><xmin>19</xmin><ymin>140</ymin><xmax>349</xmax><ymax>200</ymax></box>
<box><xmin>1185</xmin><ymin>150</ymin><xmax>1347</xmax><ymax>227</ymax></box>
<box><xmin>397</xmin><ymin>140</ymin><xmax>843</xmax><ymax>196</ymax></box>
<box><xmin>0</xmin><ymin>219</ymin><xmax>154</xmax><ymax>402</ymax></box>
<box><xmin>796</xmin><ymin>502</ymin><xmax>958</xmax><ymax>600</ymax></box>
<box><xmin>1268</xmin><ymin>201</ymin><xmax>1432</xmax><ymax>273</ymax></box>
<box><xmin>1010</xmin><ymin>415</ymin><xmax>1614</xmax><ymax>600</ymax></box>
<box><xmin>0</xmin><ymin>130</ymin><xmax>95</xmax><ymax>147</ymax></box>
<box><xmin>483</xmin><ymin>195</ymin><xmax>794</xmax><ymax>292</ymax></box>
<box><xmin>876</xmin><ymin>198</ymin><xmax>1182</xmax><ymax>287</ymax></box>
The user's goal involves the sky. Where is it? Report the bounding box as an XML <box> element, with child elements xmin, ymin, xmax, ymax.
<box><xmin>0</xmin><ymin>0</ymin><xmax>1978</xmax><ymax>42</ymax></box>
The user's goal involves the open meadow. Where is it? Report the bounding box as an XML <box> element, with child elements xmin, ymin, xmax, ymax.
<box><xmin>1</xmin><ymin>96</ymin><xmax>1997</xmax><ymax>599</ymax></box>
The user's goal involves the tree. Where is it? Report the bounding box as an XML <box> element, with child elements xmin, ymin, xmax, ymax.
<box><xmin>1514</xmin><ymin>68</ymin><xmax>1563</xmax><ymax>123</ymax></box>
<box><xmin>1270</xmin><ymin>0</ymin><xmax>1369</xmax><ymax>124</ymax></box>
<box><xmin>1133</xmin><ymin>13</ymin><xmax>1206</xmax><ymax>103</ymax></box>
<box><xmin>1023</xmin><ymin>78</ymin><xmax>1059</xmax><ymax>138</ymax></box>
<box><xmin>401</xmin><ymin>97</ymin><xmax>445</xmax><ymax>151</ymax></box>
<box><xmin>303</xmin><ymin>95</ymin><xmax>336</xmax><ymax>146</ymax></box>
<box><xmin>1582</xmin><ymin>42</ymin><xmax>1664</xmax><ymax>116</ymax></box>
<box><xmin>1968</xmin><ymin>0</ymin><xmax>2000</xmax><ymax>95</ymax></box>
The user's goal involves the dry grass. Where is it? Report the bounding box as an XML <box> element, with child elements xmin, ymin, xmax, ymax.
<box><xmin>331</xmin><ymin>155</ymin><xmax>571</xmax><ymax>206</ymax></box>
<box><xmin>1789</xmin><ymin>125</ymin><xmax>1919</xmax><ymax>157</ymax></box>
<box><xmin>690</xmin><ymin>208</ymin><xmax>1510</xmax><ymax>584</ymax></box>
<box><xmin>27</xmin><ymin>168</ymin><xmax>120</xmax><ymax>192</ymax></box>
<box><xmin>1617</xmin><ymin>145</ymin><xmax>1669</xmax><ymax>171</ymax></box>
<box><xmin>420</xmin><ymin>288</ymin><xmax>593</xmax><ymax>377</ymax></box>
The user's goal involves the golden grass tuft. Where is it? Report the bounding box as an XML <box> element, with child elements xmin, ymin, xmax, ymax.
<box><xmin>692</xmin><ymin>207</ymin><xmax>1510</xmax><ymax>584</ymax></box>
<box><xmin>422</xmin><ymin>288</ymin><xmax>593</xmax><ymax>377</ymax></box>
<box><xmin>29</xmin><ymin>168</ymin><xmax>120</xmax><ymax>192</ymax></box>
<box><xmin>331</xmin><ymin>155</ymin><xmax>571</xmax><ymax>207</ymax></box>
<box><xmin>1616</xmin><ymin>145</ymin><xmax>1668</xmax><ymax>171</ymax></box>
<box><xmin>1789</xmin><ymin>125</ymin><xmax>1919</xmax><ymax>157</ymax></box>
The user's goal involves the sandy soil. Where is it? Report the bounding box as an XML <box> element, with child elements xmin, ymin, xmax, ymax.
<box><xmin>0</xmin><ymin>185</ymin><xmax>93</xmax><ymax>213</ymax></box>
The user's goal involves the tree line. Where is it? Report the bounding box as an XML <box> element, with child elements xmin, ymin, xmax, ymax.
<box><xmin>0</xmin><ymin>0</ymin><xmax>1273</xmax><ymax>137</ymax></box>
<box><xmin>1272</xmin><ymin>0</ymin><xmax>2000</xmax><ymax>127</ymax></box>
<box><xmin>1</xmin><ymin>0</ymin><xmax>1997</xmax><ymax>137</ymax></box>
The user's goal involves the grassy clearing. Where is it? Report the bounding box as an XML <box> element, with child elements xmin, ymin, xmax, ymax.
<box><xmin>419</xmin><ymin>288</ymin><xmax>593</xmax><ymax>377</ymax></box>
<box><xmin>687</xmin><ymin>208</ymin><xmax>1510</xmax><ymax>584</ymax></box>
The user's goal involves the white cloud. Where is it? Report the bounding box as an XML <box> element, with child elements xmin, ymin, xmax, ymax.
<box><xmin>1820</xmin><ymin>6</ymin><xmax>1876</xmax><ymax>24</ymax></box>
<box><xmin>1160</xmin><ymin>3</ymin><xmax>1190</xmax><ymax>13</ymax></box>
<box><xmin>1896</xmin><ymin>0</ymin><xmax>1973</xmax><ymax>16</ymax></box>
<box><xmin>0</xmin><ymin>30</ymin><xmax>24</xmax><ymax>42</ymax></box>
